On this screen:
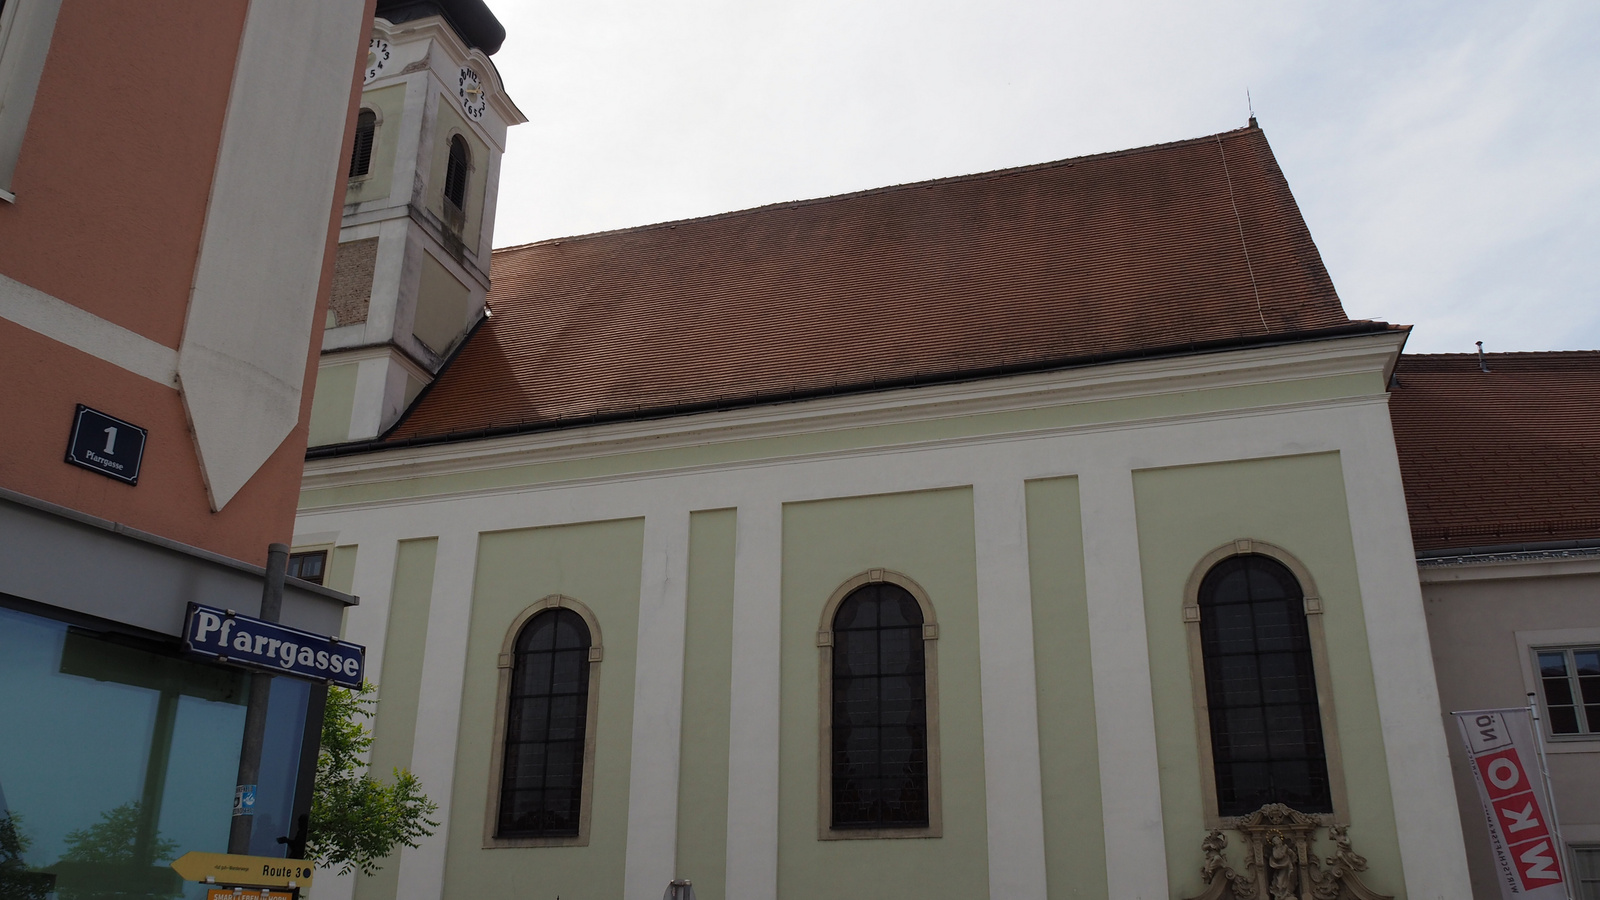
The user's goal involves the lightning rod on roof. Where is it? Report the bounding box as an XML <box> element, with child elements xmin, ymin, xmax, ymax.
<box><xmin>1247</xmin><ymin>89</ymin><xmax>1257</xmax><ymax>128</ymax></box>
<box><xmin>1476</xmin><ymin>341</ymin><xmax>1490</xmax><ymax>373</ymax></box>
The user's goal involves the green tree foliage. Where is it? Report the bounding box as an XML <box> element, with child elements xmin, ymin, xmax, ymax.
<box><xmin>57</xmin><ymin>803</ymin><xmax>177</xmax><ymax>866</ymax></box>
<box><xmin>307</xmin><ymin>682</ymin><xmax>438</xmax><ymax>876</ymax></box>
<box><xmin>1</xmin><ymin>811</ymin><xmax>53</xmax><ymax>900</ymax></box>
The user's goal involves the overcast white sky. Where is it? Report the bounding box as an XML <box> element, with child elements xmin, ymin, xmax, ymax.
<box><xmin>482</xmin><ymin>0</ymin><xmax>1598</xmax><ymax>354</ymax></box>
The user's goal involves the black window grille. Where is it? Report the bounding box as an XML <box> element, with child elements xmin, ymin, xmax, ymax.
<box><xmin>1199</xmin><ymin>554</ymin><xmax>1332</xmax><ymax>816</ymax></box>
<box><xmin>287</xmin><ymin>550</ymin><xmax>326</xmax><ymax>585</ymax></box>
<box><xmin>830</xmin><ymin>582</ymin><xmax>929</xmax><ymax>829</ymax></box>
<box><xmin>444</xmin><ymin>135</ymin><xmax>469</xmax><ymax>210</ymax></box>
<box><xmin>498</xmin><ymin>608</ymin><xmax>591</xmax><ymax>837</ymax></box>
<box><xmin>349</xmin><ymin>109</ymin><xmax>376</xmax><ymax>178</ymax></box>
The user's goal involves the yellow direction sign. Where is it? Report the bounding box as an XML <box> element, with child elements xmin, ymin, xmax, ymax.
<box><xmin>170</xmin><ymin>852</ymin><xmax>315</xmax><ymax>889</ymax></box>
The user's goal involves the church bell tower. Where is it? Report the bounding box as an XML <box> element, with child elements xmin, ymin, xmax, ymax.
<box><xmin>308</xmin><ymin>0</ymin><xmax>525</xmax><ymax>446</ymax></box>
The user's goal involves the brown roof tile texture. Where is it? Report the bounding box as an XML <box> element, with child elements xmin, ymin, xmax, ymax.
<box><xmin>1390</xmin><ymin>352</ymin><xmax>1600</xmax><ymax>552</ymax></box>
<box><xmin>389</xmin><ymin>126</ymin><xmax>1352</xmax><ymax>442</ymax></box>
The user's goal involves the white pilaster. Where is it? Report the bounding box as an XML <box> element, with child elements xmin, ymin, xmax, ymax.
<box><xmin>1078</xmin><ymin>466</ymin><xmax>1169</xmax><ymax>900</ymax></box>
<box><xmin>723</xmin><ymin>503</ymin><xmax>783</xmax><ymax>900</ymax></box>
<box><xmin>313</xmin><ymin>535</ymin><xmax>399</xmax><ymax>900</ymax></box>
<box><xmin>1338</xmin><ymin>403</ymin><xmax>1473</xmax><ymax>900</ymax></box>
<box><xmin>395</xmin><ymin>530</ymin><xmax>481</xmax><ymax>900</ymax></box>
<box><xmin>623</xmin><ymin>509</ymin><xmax>693</xmax><ymax>900</ymax></box>
<box><xmin>972</xmin><ymin>478</ymin><xmax>1050</xmax><ymax>900</ymax></box>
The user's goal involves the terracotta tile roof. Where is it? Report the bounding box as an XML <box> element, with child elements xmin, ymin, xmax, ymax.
<box><xmin>380</xmin><ymin>126</ymin><xmax>1363</xmax><ymax>446</ymax></box>
<box><xmin>1390</xmin><ymin>352</ymin><xmax>1600</xmax><ymax>552</ymax></box>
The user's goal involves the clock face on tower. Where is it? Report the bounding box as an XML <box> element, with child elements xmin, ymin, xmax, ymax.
<box><xmin>457</xmin><ymin>66</ymin><xmax>487</xmax><ymax>120</ymax></box>
<box><xmin>365</xmin><ymin>38</ymin><xmax>391</xmax><ymax>84</ymax></box>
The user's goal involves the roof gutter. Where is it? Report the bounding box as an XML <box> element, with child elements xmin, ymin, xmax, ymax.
<box><xmin>307</xmin><ymin>320</ymin><xmax>1402</xmax><ymax>460</ymax></box>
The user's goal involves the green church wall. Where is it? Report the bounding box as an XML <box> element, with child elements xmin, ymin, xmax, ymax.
<box><xmin>1024</xmin><ymin>477</ymin><xmax>1109</xmax><ymax>900</ymax></box>
<box><xmin>778</xmin><ymin>488</ymin><xmax>991</xmax><ymax>900</ymax></box>
<box><xmin>307</xmin><ymin>361</ymin><xmax>359</xmax><ymax>447</ymax></box>
<box><xmin>355</xmin><ymin>537</ymin><xmax>437</xmax><ymax>900</ymax></box>
<box><xmin>345</xmin><ymin>82</ymin><xmax>405</xmax><ymax>206</ymax></box>
<box><xmin>441</xmin><ymin>518</ymin><xmax>645</xmax><ymax>900</ymax></box>
<box><xmin>299</xmin><ymin>372</ymin><xmax>1385</xmax><ymax>511</ymax></box>
<box><xmin>1131</xmin><ymin>453</ymin><xmax>1407</xmax><ymax>898</ymax></box>
<box><xmin>675</xmin><ymin>509</ymin><xmax>738</xmax><ymax>899</ymax></box>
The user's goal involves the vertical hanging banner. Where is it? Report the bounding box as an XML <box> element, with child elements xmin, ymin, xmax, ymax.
<box><xmin>1454</xmin><ymin>709</ymin><xmax>1569</xmax><ymax>899</ymax></box>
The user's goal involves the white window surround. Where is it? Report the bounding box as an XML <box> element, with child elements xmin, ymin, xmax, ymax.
<box><xmin>1517</xmin><ymin>627</ymin><xmax>1600</xmax><ymax>752</ymax></box>
<box><xmin>1182</xmin><ymin>538</ymin><xmax>1352</xmax><ymax>828</ymax></box>
<box><xmin>815</xmin><ymin>568</ymin><xmax>942</xmax><ymax>840</ymax></box>
<box><xmin>0</xmin><ymin>0</ymin><xmax>66</xmax><ymax>201</ymax></box>
<box><xmin>483</xmin><ymin>594</ymin><xmax>603</xmax><ymax>848</ymax></box>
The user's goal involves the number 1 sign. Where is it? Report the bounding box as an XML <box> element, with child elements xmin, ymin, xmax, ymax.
<box><xmin>65</xmin><ymin>405</ymin><xmax>147</xmax><ymax>485</ymax></box>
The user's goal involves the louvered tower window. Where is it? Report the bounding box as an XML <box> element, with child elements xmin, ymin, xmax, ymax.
<box><xmin>1199</xmin><ymin>554</ymin><xmax>1332</xmax><ymax>816</ymax></box>
<box><xmin>830</xmin><ymin>582</ymin><xmax>930</xmax><ymax>829</ymax></box>
<box><xmin>444</xmin><ymin>134</ymin><xmax>469</xmax><ymax>210</ymax></box>
<box><xmin>498</xmin><ymin>608</ymin><xmax>591</xmax><ymax>837</ymax></box>
<box><xmin>348</xmin><ymin>109</ymin><xmax>376</xmax><ymax>178</ymax></box>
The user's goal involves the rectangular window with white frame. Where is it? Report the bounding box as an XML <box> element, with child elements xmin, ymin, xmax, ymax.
<box><xmin>1537</xmin><ymin>646</ymin><xmax>1600</xmax><ymax>736</ymax></box>
<box><xmin>1575</xmin><ymin>846</ymin><xmax>1600</xmax><ymax>900</ymax></box>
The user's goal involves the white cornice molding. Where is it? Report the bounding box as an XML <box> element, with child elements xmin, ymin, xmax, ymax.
<box><xmin>1418</xmin><ymin>549</ymin><xmax>1600</xmax><ymax>583</ymax></box>
<box><xmin>302</xmin><ymin>330</ymin><xmax>1406</xmax><ymax>496</ymax></box>
<box><xmin>370</xmin><ymin>17</ymin><xmax>525</xmax><ymax>130</ymax></box>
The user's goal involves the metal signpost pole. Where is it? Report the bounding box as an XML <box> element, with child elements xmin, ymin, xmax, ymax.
<box><xmin>229</xmin><ymin>543</ymin><xmax>289</xmax><ymax>854</ymax></box>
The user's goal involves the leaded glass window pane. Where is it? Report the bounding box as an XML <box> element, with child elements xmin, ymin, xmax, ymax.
<box><xmin>831</xmin><ymin>583</ymin><xmax>929</xmax><ymax>829</ymax></box>
<box><xmin>1199</xmin><ymin>554</ymin><xmax>1332</xmax><ymax>816</ymax></box>
<box><xmin>498</xmin><ymin>608</ymin><xmax>590</xmax><ymax>837</ymax></box>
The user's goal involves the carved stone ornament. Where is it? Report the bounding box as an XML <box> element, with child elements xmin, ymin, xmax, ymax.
<box><xmin>1183</xmin><ymin>804</ymin><xmax>1393</xmax><ymax>900</ymax></box>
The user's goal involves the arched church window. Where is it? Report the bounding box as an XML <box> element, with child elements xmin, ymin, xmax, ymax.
<box><xmin>497</xmin><ymin>607</ymin><xmax>591</xmax><ymax>838</ymax></box>
<box><xmin>348</xmin><ymin>109</ymin><xmax>376</xmax><ymax>178</ymax></box>
<box><xmin>829</xmin><ymin>581</ymin><xmax>931</xmax><ymax>830</ymax></box>
<box><xmin>444</xmin><ymin>134</ymin><xmax>469</xmax><ymax>210</ymax></box>
<box><xmin>1198</xmin><ymin>553</ymin><xmax>1332</xmax><ymax>816</ymax></box>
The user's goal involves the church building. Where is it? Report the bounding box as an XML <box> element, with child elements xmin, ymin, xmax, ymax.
<box><xmin>297</xmin><ymin>10</ymin><xmax>1475</xmax><ymax>894</ymax></box>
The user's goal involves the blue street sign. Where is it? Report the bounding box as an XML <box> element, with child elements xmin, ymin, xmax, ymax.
<box><xmin>183</xmin><ymin>603</ymin><xmax>365</xmax><ymax>688</ymax></box>
<box><xmin>65</xmin><ymin>405</ymin><xmax>146</xmax><ymax>485</ymax></box>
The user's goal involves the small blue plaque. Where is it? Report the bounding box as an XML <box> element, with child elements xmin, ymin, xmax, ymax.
<box><xmin>66</xmin><ymin>405</ymin><xmax>146</xmax><ymax>485</ymax></box>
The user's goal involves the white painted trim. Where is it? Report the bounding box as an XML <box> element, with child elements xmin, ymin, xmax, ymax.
<box><xmin>1338</xmin><ymin>403</ymin><xmax>1475</xmax><ymax>899</ymax></box>
<box><xmin>723</xmin><ymin>503</ymin><xmax>782</xmax><ymax>900</ymax></box>
<box><xmin>1515</xmin><ymin>627</ymin><xmax>1600</xmax><ymax>754</ymax></box>
<box><xmin>312</xmin><ymin>536</ymin><xmax>400</xmax><ymax>900</ymax></box>
<box><xmin>0</xmin><ymin>186</ymin><xmax>14</xmax><ymax>203</ymax></box>
<box><xmin>0</xmin><ymin>0</ymin><xmax>65</xmax><ymax>192</ymax></box>
<box><xmin>1418</xmin><ymin>553</ymin><xmax>1600</xmax><ymax>583</ymax></box>
<box><xmin>302</xmin><ymin>331</ymin><xmax>1407</xmax><ymax>492</ymax></box>
<box><xmin>0</xmin><ymin>273</ymin><xmax>178</xmax><ymax>385</ymax></box>
<box><xmin>396</xmin><ymin>530</ymin><xmax>481</xmax><ymax>900</ymax></box>
<box><xmin>623</xmin><ymin>509</ymin><xmax>693</xmax><ymax>899</ymax></box>
<box><xmin>179</xmin><ymin>0</ymin><xmax>368</xmax><ymax>510</ymax></box>
<box><xmin>1078</xmin><ymin>465</ymin><xmax>1169</xmax><ymax>900</ymax></box>
<box><xmin>972</xmin><ymin>478</ymin><xmax>1050</xmax><ymax>899</ymax></box>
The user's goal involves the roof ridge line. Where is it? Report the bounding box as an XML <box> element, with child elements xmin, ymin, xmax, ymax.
<box><xmin>490</xmin><ymin>124</ymin><xmax>1264</xmax><ymax>254</ymax></box>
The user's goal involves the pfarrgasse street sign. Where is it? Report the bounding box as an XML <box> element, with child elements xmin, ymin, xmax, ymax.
<box><xmin>182</xmin><ymin>603</ymin><xmax>366</xmax><ymax>688</ymax></box>
<box><xmin>66</xmin><ymin>404</ymin><xmax>146</xmax><ymax>484</ymax></box>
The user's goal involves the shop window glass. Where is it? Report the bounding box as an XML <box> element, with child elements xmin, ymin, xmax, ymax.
<box><xmin>0</xmin><ymin>603</ymin><xmax>308</xmax><ymax>900</ymax></box>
